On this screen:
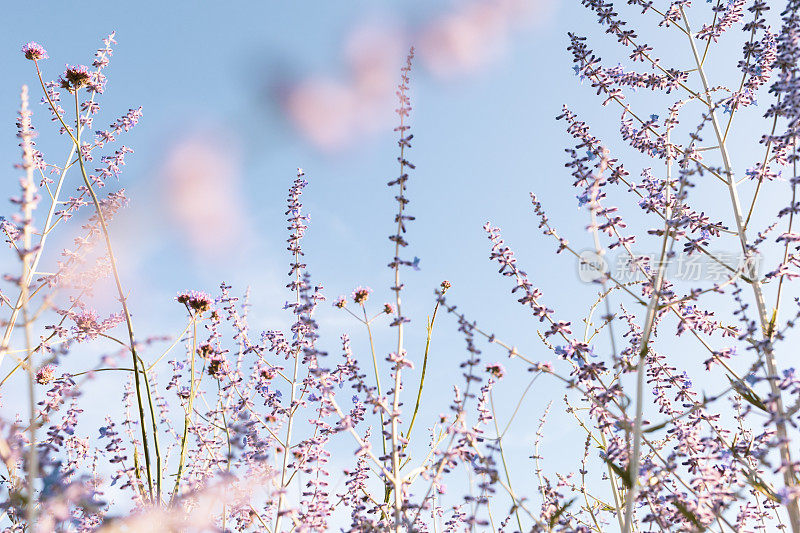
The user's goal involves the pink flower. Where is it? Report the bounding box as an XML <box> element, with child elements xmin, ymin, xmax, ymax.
<box><xmin>176</xmin><ymin>290</ymin><xmax>213</xmax><ymax>314</ymax></box>
<box><xmin>351</xmin><ymin>286</ymin><xmax>371</xmax><ymax>305</ymax></box>
<box><xmin>21</xmin><ymin>42</ymin><xmax>48</xmax><ymax>61</ymax></box>
<box><xmin>60</xmin><ymin>65</ymin><xmax>91</xmax><ymax>90</ymax></box>
<box><xmin>35</xmin><ymin>364</ymin><xmax>56</xmax><ymax>385</ymax></box>
<box><xmin>485</xmin><ymin>362</ymin><xmax>506</xmax><ymax>379</ymax></box>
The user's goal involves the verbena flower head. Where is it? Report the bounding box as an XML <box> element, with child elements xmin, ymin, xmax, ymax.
<box><xmin>383</xmin><ymin>302</ymin><xmax>394</xmax><ymax>314</ymax></box>
<box><xmin>196</xmin><ymin>343</ymin><xmax>215</xmax><ymax>359</ymax></box>
<box><xmin>205</xmin><ymin>350</ymin><xmax>230</xmax><ymax>379</ymax></box>
<box><xmin>485</xmin><ymin>362</ymin><xmax>506</xmax><ymax>379</ymax></box>
<box><xmin>35</xmin><ymin>364</ymin><xmax>56</xmax><ymax>385</ymax></box>
<box><xmin>333</xmin><ymin>295</ymin><xmax>346</xmax><ymax>308</ymax></box>
<box><xmin>21</xmin><ymin>42</ymin><xmax>48</xmax><ymax>61</ymax></box>
<box><xmin>60</xmin><ymin>64</ymin><xmax>91</xmax><ymax>91</ymax></box>
<box><xmin>351</xmin><ymin>286</ymin><xmax>371</xmax><ymax>305</ymax></box>
<box><xmin>176</xmin><ymin>290</ymin><xmax>213</xmax><ymax>314</ymax></box>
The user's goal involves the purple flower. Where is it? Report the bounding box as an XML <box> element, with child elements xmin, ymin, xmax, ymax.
<box><xmin>36</xmin><ymin>364</ymin><xmax>56</xmax><ymax>385</ymax></box>
<box><xmin>60</xmin><ymin>64</ymin><xmax>91</xmax><ymax>90</ymax></box>
<box><xmin>485</xmin><ymin>362</ymin><xmax>506</xmax><ymax>379</ymax></box>
<box><xmin>22</xmin><ymin>42</ymin><xmax>48</xmax><ymax>60</ymax></box>
<box><xmin>351</xmin><ymin>286</ymin><xmax>371</xmax><ymax>305</ymax></box>
<box><xmin>176</xmin><ymin>290</ymin><xmax>213</xmax><ymax>314</ymax></box>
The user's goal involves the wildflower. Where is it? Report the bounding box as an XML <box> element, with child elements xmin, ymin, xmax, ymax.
<box><xmin>258</xmin><ymin>366</ymin><xmax>276</xmax><ymax>381</ymax></box>
<box><xmin>196</xmin><ymin>343</ymin><xmax>215</xmax><ymax>359</ymax></box>
<box><xmin>383</xmin><ymin>303</ymin><xmax>394</xmax><ymax>314</ymax></box>
<box><xmin>176</xmin><ymin>290</ymin><xmax>213</xmax><ymax>314</ymax></box>
<box><xmin>333</xmin><ymin>295</ymin><xmax>346</xmax><ymax>308</ymax></box>
<box><xmin>441</xmin><ymin>280</ymin><xmax>452</xmax><ymax>291</ymax></box>
<box><xmin>36</xmin><ymin>364</ymin><xmax>56</xmax><ymax>385</ymax></box>
<box><xmin>485</xmin><ymin>362</ymin><xmax>506</xmax><ymax>379</ymax></box>
<box><xmin>545</xmin><ymin>320</ymin><xmax>572</xmax><ymax>338</ymax></box>
<box><xmin>69</xmin><ymin>309</ymin><xmax>124</xmax><ymax>342</ymax></box>
<box><xmin>387</xmin><ymin>350</ymin><xmax>413</xmax><ymax>369</ymax></box>
<box><xmin>21</xmin><ymin>42</ymin><xmax>48</xmax><ymax>61</ymax></box>
<box><xmin>60</xmin><ymin>65</ymin><xmax>91</xmax><ymax>91</ymax></box>
<box><xmin>207</xmin><ymin>358</ymin><xmax>225</xmax><ymax>378</ymax></box>
<box><xmin>351</xmin><ymin>286</ymin><xmax>371</xmax><ymax>305</ymax></box>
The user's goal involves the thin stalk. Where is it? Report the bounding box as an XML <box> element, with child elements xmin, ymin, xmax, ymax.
<box><xmin>362</xmin><ymin>305</ymin><xmax>388</xmax><ymax>461</ymax></box>
<box><xmin>19</xmin><ymin>86</ymin><xmax>39</xmax><ymax>528</ymax></box>
<box><xmin>274</xmin><ymin>239</ymin><xmax>304</xmax><ymax>532</ymax></box>
<box><xmin>404</xmin><ymin>292</ymin><xmax>444</xmax><ymax>448</ymax></box>
<box><xmin>489</xmin><ymin>391</ymin><xmax>523</xmax><ymax>532</ymax></box>
<box><xmin>147</xmin><ymin>320</ymin><xmax>193</xmax><ymax>372</ymax></box>
<box><xmin>623</xmin><ymin>130</ymin><xmax>673</xmax><ymax>533</ymax></box>
<box><xmin>172</xmin><ymin>311</ymin><xmax>199</xmax><ymax>500</ymax></box>
<box><xmin>585</xmin><ymin>149</ymin><xmax>626</xmax><ymax>530</ymax></box>
<box><xmin>23</xmin><ymin>281</ymin><xmax>36</xmax><ymax>529</ymax></box>
<box><xmin>772</xmin><ymin>142</ymin><xmax>798</xmax><ymax>330</ymax></box>
<box><xmin>388</xmin><ymin>54</ymin><xmax>414</xmax><ymax>529</ymax></box>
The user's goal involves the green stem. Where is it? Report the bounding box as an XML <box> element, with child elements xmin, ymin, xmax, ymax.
<box><xmin>362</xmin><ymin>305</ymin><xmax>388</xmax><ymax>460</ymax></box>
<box><xmin>404</xmin><ymin>293</ymin><xmax>443</xmax><ymax>446</ymax></box>
<box><xmin>172</xmin><ymin>311</ymin><xmax>198</xmax><ymax>500</ymax></box>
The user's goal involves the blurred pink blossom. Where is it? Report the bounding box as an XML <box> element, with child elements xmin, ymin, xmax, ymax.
<box><xmin>161</xmin><ymin>131</ymin><xmax>253</xmax><ymax>261</ymax></box>
<box><xmin>285</xmin><ymin>21</ymin><xmax>404</xmax><ymax>151</ymax></box>
<box><xmin>282</xmin><ymin>0</ymin><xmax>555</xmax><ymax>150</ymax></box>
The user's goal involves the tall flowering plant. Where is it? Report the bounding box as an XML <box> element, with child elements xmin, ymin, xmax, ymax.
<box><xmin>4</xmin><ymin>0</ymin><xmax>800</xmax><ymax>531</ymax></box>
<box><xmin>431</xmin><ymin>0</ymin><xmax>800</xmax><ymax>529</ymax></box>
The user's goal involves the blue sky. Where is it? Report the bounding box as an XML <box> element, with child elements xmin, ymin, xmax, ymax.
<box><xmin>2</xmin><ymin>0</ymin><xmax>795</xmax><ymax>522</ymax></box>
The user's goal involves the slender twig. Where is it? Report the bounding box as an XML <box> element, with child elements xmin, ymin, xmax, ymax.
<box><xmin>623</xmin><ymin>130</ymin><xmax>674</xmax><ymax>533</ymax></box>
<box><xmin>403</xmin><ymin>290</ymin><xmax>444</xmax><ymax>447</ymax></box>
<box><xmin>172</xmin><ymin>310</ymin><xmax>199</xmax><ymax>500</ymax></box>
<box><xmin>489</xmin><ymin>390</ymin><xmax>523</xmax><ymax>532</ymax></box>
<box><xmin>362</xmin><ymin>304</ymin><xmax>388</xmax><ymax>462</ymax></box>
